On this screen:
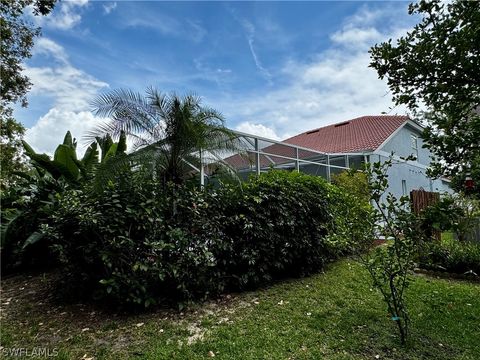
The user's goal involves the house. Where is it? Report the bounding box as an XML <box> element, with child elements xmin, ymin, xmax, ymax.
<box><xmin>281</xmin><ymin>115</ymin><xmax>452</xmax><ymax>199</ymax></box>
<box><xmin>225</xmin><ymin>115</ymin><xmax>451</xmax><ymax>199</ymax></box>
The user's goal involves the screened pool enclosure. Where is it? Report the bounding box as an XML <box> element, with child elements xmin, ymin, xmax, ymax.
<box><xmin>196</xmin><ymin>130</ymin><xmax>369</xmax><ymax>186</ymax></box>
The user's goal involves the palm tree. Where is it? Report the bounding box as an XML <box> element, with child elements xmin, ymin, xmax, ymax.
<box><xmin>89</xmin><ymin>87</ymin><xmax>241</xmax><ymax>187</ymax></box>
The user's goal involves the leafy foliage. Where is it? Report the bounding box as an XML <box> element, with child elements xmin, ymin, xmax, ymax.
<box><xmin>421</xmin><ymin>194</ymin><xmax>480</xmax><ymax>242</ymax></box>
<box><xmin>354</xmin><ymin>157</ymin><xmax>430</xmax><ymax>345</ymax></box>
<box><xmin>217</xmin><ymin>171</ymin><xmax>336</xmax><ymax>288</ymax></box>
<box><xmin>329</xmin><ymin>169</ymin><xmax>376</xmax><ymax>254</ymax></box>
<box><xmin>418</xmin><ymin>195</ymin><xmax>480</xmax><ymax>275</ymax></box>
<box><xmin>45</xmin><ymin>171</ymin><xmax>355</xmax><ymax>308</ymax></box>
<box><xmin>89</xmin><ymin>88</ymin><xmax>242</xmax><ymax>188</ymax></box>
<box><xmin>0</xmin><ymin>0</ymin><xmax>56</xmax><ymax>106</ymax></box>
<box><xmin>369</xmin><ymin>0</ymin><xmax>480</xmax><ymax>196</ymax></box>
<box><xmin>332</xmin><ymin>170</ymin><xmax>370</xmax><ymax>204</ymax></box>
<box><xmin>1</xmin><ymin>174</ymin><xmax>62</xmax><ymax>270</ymax></box>
<box><xmin>0</xmin><ymin>107</ymin><xmax>26</xmax><ymax>191</ymax></box>
<box><xmin>0</xmin><ymin>131</ymin><xmax>126</xmax><ymax>272</ymax></box>
<box><xmin>417</xmin><ymin>237</ymin><xmax>480</xmax><ymax>276</ymax></box>
<box><xmin>328</xmin><ymin>170</ymin><xmax>375</xmax><ymax>255</ymax></box>
<box><xmin>47</xmin><ymin>178</ymin><xmax>169</xmax><ymax>306</ymax></box>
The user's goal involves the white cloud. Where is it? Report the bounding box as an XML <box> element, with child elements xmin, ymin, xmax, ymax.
<box><xmin>32</xmin><ymin>38</ymin><xmax>68</xmax><ymax>63</ymax></box>
<box><xmin>345</xmin><ymin>5</ymin><xmax>387</xmax><ymax>27</ymax></box>
<box><xmin>123</xmin><ymin>9</ymin><xmax>206</xmax><ymax>43</ymax></box>
<box><xmin>25</xmin><ymin>109</ymin><xmax>101</xmax><ymax>155</ymax></box>
<box><xmin>32</xmin><ymin>0</ymin><xmax>89</xmax><ymax>30</ymax></box>
<box><xmin>330</xmin><ymin>27</ymin><xmax>383</xmax><ymax>50</ymax></box>
<box><xmin>220</xmin><ymin>5</ymin><xmax>410</xmax><ymax>140</ymax></box>
<box><xmin>228</xmin><ymin>7</ymin><xmax>272</xmax><ymax>81</ymax></box>
<box><xmin>25</xmin><ymin>65</ymin><xmax>107</xmax><ymax>111</ymax></box>
<box><xmin>235</xmin><ymin>122</ymin><xmax>281</xmax><ymax>140</ymax></box>
<box><xmin>24</xmin><ymin>38</ymin><xmax>109</xmax><ymax>154</ymax></box>
<box><xmin>103</xmin><ymin>2</ymin><xmax>117</xmax><ymax>15</ymax></box>
<box><xmin>247</xmin><ymin>35</ymin><xmax>272</xmax><ymax>81</ymax></box>
<box><xmin>126</xmin><ymin>17</ymin><xmax>179</xmax><ymax>36</ymax></box>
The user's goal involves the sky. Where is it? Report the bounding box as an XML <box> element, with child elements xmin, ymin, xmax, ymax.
<box><xmin>15</xmin><ymin>0</ymin><xmax>417</xmax><ymax>155</ymax></box>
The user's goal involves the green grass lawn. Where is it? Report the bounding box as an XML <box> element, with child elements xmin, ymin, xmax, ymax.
<box><xmin>1</xmin><ymin>259</ymin><xmax>479</xmax><ymax>359</ymax></box>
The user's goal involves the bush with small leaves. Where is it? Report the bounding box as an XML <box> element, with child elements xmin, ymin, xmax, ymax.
<box><xmin>47</xmin><ymin>170</ymin><xmax>361</xmax><ymax>309</ymax></box>
<box><xmin>356</xmin><ymin>157</ymin><xmax>430</xmax><ymax>345</ymax></box>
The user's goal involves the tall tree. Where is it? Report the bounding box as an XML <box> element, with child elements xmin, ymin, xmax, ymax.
<box><xmin>1</xmin><ymin>0</ymin><xmax>56</xmax><ymax>106</ymax></box>
<box><xmin>0</xmin><ymin>107</ymin><xmax>26</xmax><ymax>190</ymax></box>
<box><xmin>90</xmin><ymin>88</ymin><xmax>241</xmax><ymax>187</ymax></box>
<box><xmin>370</xmin><ymin>0</ymin><xmax>480</xmax><ymax>196</ymax></box>
<box><xmin>1</xmin><ymin>0</ymin><xmax>57</xmax><ymax>191</ymax></box>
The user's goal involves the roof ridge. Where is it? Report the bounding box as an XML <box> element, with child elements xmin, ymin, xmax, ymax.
<box><xmin>289</xmin><ymin>115</ymin><xmax>409</xmax><ymax>138</ymax></box>
<box><xmin>283</xmin><ymin>115</ymin><xmax>410</xmax><ymax>153</ymax></box>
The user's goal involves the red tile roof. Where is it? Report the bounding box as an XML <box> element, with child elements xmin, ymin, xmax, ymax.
<box><xmin>223</xmin><ymin>115</ymin><xmax>410</xmax><ymax>170</ymax></box>
<box><xmin>283</xmin><ymin>115</ymin><xmax>409</xmax><ymax>153</ymax></box>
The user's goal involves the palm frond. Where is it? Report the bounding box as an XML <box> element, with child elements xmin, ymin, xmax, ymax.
<box><xmin>89</xmin><ymin>87</ymin><xmax>244</xmax><ymax>187</ymax></box>
<box><xmin>87</xmin><ymin>88</ymin><xmax>159</xmax><ymax>143</ymax></box>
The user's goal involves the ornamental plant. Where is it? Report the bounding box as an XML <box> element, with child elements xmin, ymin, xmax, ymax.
<box><xmin>46</xmin><ymin>170</ymin><xmax>348</xmax><ymax>309</ymax></box>
<box><xmin>356</xmin><ymin>157</ymin><xmax>430</xmax><ymax>345</ymax></box>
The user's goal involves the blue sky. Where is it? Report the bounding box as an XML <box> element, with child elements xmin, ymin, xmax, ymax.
<box><xmin>17</xmin><ymin>0</ymin><xmax>416</xmax><ymax>154</ymax></box>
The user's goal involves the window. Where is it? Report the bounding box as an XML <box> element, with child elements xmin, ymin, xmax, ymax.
<box><xmin>402</xmin><ymin>180</ymin><xmax>407</xmax><ymax>196</ymax></box>
<box><xmin>411</xmin><ymin>134</ymin><xmax>418</xmax><ymax>158</ymax></box>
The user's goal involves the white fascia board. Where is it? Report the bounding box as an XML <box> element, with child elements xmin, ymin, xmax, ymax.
<box><xmin>405</xmin><ymin>119</ymin><xmax>425</xmax><ymax>133</ymax></box>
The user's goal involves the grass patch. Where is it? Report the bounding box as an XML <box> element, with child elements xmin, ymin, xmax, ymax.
<box><xmin>1</xmin><ymin>260</ymin><xmax>479</xmax><ymax>359</ymax></box>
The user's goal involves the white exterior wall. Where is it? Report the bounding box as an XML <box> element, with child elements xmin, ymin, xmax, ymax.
<box><xmin>374</xmin><ymin>123</ymin><xmax>452</xmax><ymax>200</ymax></box>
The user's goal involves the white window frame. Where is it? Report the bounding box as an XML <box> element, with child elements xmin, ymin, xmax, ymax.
<box><xmin>410</xmin><ymin>134</ymin><xmax>418</xmax><ymax>158</ymax></box>
<box><xmin>402</xmin><ymin>180</ymin><xmax>407</xmax><ymax>197</ymax></box>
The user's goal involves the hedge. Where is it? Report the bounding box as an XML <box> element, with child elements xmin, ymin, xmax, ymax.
<box><xmin>46</xmin><ymin>171</ymin><xmax>372</xmax><ymax>308</ymax></box>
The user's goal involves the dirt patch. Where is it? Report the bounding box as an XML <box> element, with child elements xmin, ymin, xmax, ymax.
<box><xmin>185</xmin><ymin>322</ymin><xmax>207</xmax><ymax>345</ymax></box>
<box><xmin>0</xmin><ymin>270</ymin><xmax>254</xmax><ymax>357</ymax></box>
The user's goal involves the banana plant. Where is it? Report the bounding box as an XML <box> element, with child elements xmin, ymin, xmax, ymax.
<box><xmin>1</xmin><ymin>130</ymin><xmax>127</xmax><ymax>271</ymax></box>
<box><xmin>20</xmin><ymin>130</ymin><xmax>127</xmax><ymax>183</ymax></box>
<box><xmin>96</xmin><ymin>131</ymin><xmax>127</xmax><ymax>163</ymax></box>
<box><xmin>22</xmin><ymin>131</ymin><xmax>95</xmax><ymax>183</ymax></box>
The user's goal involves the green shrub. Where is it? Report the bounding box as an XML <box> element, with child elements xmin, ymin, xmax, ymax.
<box><xmin>220</xmin><ymin>171</ymin><xmax>333</xmax><ymax>288</ymax></box>
<box><xmin>328</xmin><ymin>170</ymin><xmax>375</xmax><ymax>255</ymax></box>
<box><xmin>47</xmin><ymin>170</ymin><xmax>359</xmax><ymax>308</ymax></box>
<box><xmin>418</xmin><ymin>239</ymin><xmax>480</xmax><ymax>275</ymax></box>
<box><xmin>47</xmin><ymin>178</ymin><xmax>219</xmax><ymax>307</ymax></box>
<box><xmin>1</xmin><ymin>175</ymin><xmax>63</xmax><ymax>272</ymax></box>
<box><xmin>421</xmin><ymin>194</ymin><xmax>480</xmax><ymax>242</ymax></box>
<box><xmin>332</xmin><ymin>170</ymin><xmax>370</xmax><ymax>204</ymax></box>
<box><xmin>418</xmin><ymin>194</ymin><xmax>480</xmax><ymax>275</ymax></box>
<box><xmin>0</xmin><ymin>131</ymin><xmax>127</xmax><ymax>273</ymax></box>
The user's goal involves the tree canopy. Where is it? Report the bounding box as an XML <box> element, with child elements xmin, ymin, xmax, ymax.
<box><xmin>370</xmin><ymin>0</ymin><xmax>480</xmax><ymax>196</ymax></box>
<box><xmin>0</xmin><ymin>0</ymin><xmax>57</xmax><ymax>191</ymax></box>
<box><xmin>1</xmin><ymin>0</ymin><xmax>56</xmax><ymax>106</ymax></box>
<box><xmin>0</xmin><ymin>107</ymin><xmax>26</xmax><ymax>190</ymax></box>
